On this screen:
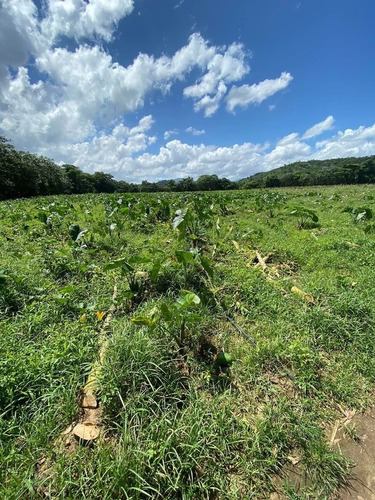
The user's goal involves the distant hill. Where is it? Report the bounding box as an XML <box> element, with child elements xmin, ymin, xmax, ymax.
<box><xmin>239</xmin><ymin>155</ymin><xmax>375</xmax><ymax>188</ymax></box>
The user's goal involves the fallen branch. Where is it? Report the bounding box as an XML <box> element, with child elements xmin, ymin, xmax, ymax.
<box><xmin>254</xmin><ymin>251</ymin><xmax>272</xmax><ymax>272</ymax></box>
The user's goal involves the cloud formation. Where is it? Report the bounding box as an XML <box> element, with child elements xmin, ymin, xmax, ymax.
<box><xmin>183</xmin><ymin>43</ymin><xmax>249</xmax><ymax>116</ymax></box>
<box><xmin>37</xmin><ymin>118</ymin><xmax>375</xmax><ymax>183</ymax></box>
<box><xmin>164</xmin><ymin>129</ymin><xmax>179</xmax><ymax>140</ymax></box>
<box><xmin>41</xmin><ymin>0</ymin><xmax>135</xmax><ymax>42</ymax></box>
<box><xmin>0</xmin><ymin>1</ymin><xmax>292</xmax><ymax>154</ymax></box>
<box><xmin>226</xmin><ymin>72</ymin><xmax>293</xmax><ymax>112</ymax></box>
<box><xmin>303</xmin><ymin>115</ymin><xmax>335</xmax><ymax>139</ymax></box>
<box><xmin>186</xmin><ymin>126</ymin><xmax>206</xmax><ymax>136</ymax></box>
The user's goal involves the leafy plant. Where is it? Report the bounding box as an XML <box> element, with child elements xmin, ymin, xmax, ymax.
<box><xmin>132</xmin><ymin>291</ymin><xmax>201</xmax><ymax>350</ymax></box>
<box><xmin>343</xmin><ymin>206</ymin><xmax>373</xmax><ymax>223</ymax></box>
<box><xmin>290</xmin><ymin>206</ymin><xmax>319</xmax><ymax>229</ymax></box>
<box><xmin>255</xmin><ymin>191</ymin><xmax>287</xmax><ymax>217</ymax></box>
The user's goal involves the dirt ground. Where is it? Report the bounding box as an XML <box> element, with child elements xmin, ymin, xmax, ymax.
<box><xmin>270</xmin><ymin>408</ymin><xmax>375</xmax><ymax>499</ymax></box>
<box><xmin>335</xmin><ymin>408</ymin><xmax>375</xmax><ymax>500</ymax></box>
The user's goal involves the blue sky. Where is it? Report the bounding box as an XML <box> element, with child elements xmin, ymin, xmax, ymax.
<box><xmin>0</xmin><ymin>0</ymin><xmax>374</xmax><ymax>182</ymax></box>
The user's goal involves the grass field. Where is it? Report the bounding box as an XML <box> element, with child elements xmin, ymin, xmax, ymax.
<box><xmin>1</xmin><ymin>185</ymin><xmax>375</xmax><ymax>499</ymax></box>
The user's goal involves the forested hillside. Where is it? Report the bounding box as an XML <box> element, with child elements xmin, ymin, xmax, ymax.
<box><xmin>240</xmin><ymin>156</ymin><xmax>375</xmax><ymax>188</ymax></box>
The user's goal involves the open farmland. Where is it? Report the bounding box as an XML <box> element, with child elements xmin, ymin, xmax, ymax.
<box><xmin>1</xmin><ymin>185</ymin><xmax>375</xmax><ymax>499</ymax></box>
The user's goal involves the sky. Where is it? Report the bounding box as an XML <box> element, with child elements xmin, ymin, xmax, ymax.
<box><xmin>0</xmin><ymin>0</ymin><xmax>375</xmax><ymax>183</ymax></box>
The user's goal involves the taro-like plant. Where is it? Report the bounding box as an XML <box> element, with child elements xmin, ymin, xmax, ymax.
<box><xmin>290</xmin><ymin>206</ymin><xmax>319</xmax><ymax>229</ymax></box>
<box><xmin>255</xmin><ymin>191</ymin><xmax>287</xmax><ymax>218</ymax></box>
<box><xmin>173</xmin><ymin>199</ymin><xmax>215</xmax><ymax>247</ymax></box>
<box><xmin>104</xmin><ymin>253</ymin><xmax>165</xmax><ymax>300</ymax></box>
<box><xmin>343</xmin><ymin>206</ymin><xmax>373</xmax><ymax>224</ymax></box>
<box><xmin>132</xmin><ymin>290</ymin><xmax>201</xmax><ymax>350</ymax></box>
<box><xmin>175</xmin><ymin>248</ymin><xmax>214</xmax><ymax>281</ymax></box>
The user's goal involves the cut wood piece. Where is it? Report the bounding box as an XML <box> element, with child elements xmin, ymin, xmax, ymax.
<box><xmin>291</xmin><ymin>285</ymin><xmax>315</xmax><ymax>304</ymax></box>
<box><xmin>263</xmin><ymin>252</ymin><xmax>273</xmax><ymax>263</ymax></box>
<box><xmin>232</xmin><ymin>240</ymin><xmax>240</xmax><ymax>250</ymax></box>
<box><xmin>60</xmin><ymin>283</ymin><xmax>118</xmax><ymax>454</ymax></box>
<box><xmin>73</xmin><ymin>422</ymin><xmax>100</xmax><ymax>443</ymax></box>
<box><xmin>62</xmin><ymin>424</ymin><xmax>73</xmax><ymax>436</ymax></box>
<box><xmin>82</xmin><ymin>393</ymin><xmax>98</xmax><ymax>409</ymax></box>
<box><xmin>255</xmin><ymin>251</ymin><xmax>267</xmax><ymax>272</ymax></box>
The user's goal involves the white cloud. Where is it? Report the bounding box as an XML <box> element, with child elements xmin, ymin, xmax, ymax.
<box><xmin>276</xmin><ymin>132</ymin><xmax>300</xmax><ymax>147</ymax></box>
<box><xmin>34</xmin><ymin>114</ymin><xmax>156</xmax><ymax>172</ymax></box>
<box><xmin>0</xmin><ymin>0</ymin><xmax>135</xmax><ymax>78</ymax></box>
<box><xmin>183</xmin><ymin>42</ymin><xmax>249</xmax><ymax>116</ymax></box>
<box><xmin>186</xmin><ymin>126</ymin><xmax>206</xmax><ymax>136</ymax></box>
<box><xmin>269</xmin><ymin>104</ymin><xmax>276</xmax><ymax>111</ymax></box>
<box><xmin>164</xmin><ymin>129</ymin><xmax>179</xmax><ymax>140</ymax></box>
<box><xmin>226</xmin><ymin>72</ymin><xmax>293</xmax><ymax>113</ymax></box>
<box><xmin>41</xmin><ymin>0</ymin><xmax>135</xmax><ymax>43</ymax></box>
<box><xmin>192</xmin><ymin>81</ymin><xmax>228</xmax><ymax>117</ymax></box>
<box><xmin>0</xmin><ymin>33</ymin><xmax>255</xmax><ymax>150</ymax></box>
<box><xmin>117</xmin><ymin>140</ymin><xmax>268</xmax><ymax>182</ymax></box>
<box><xmin>0</xmin><ymin>0</ymin><xmax>43</xmax><ymax>70</ymax></box>
<box><xmin>314</xmin><ymin>124</ymin><xmax>375</xmax><ymax>159</ymax></box>
<box><xmin>302</xmin><ymin>115</ymin><xmax>335</xmax><ymax>139</ymax></box>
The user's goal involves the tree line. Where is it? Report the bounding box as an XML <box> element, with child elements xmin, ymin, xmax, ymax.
<box><xmin>1</xmin><ymin>135</ymin><xmax>375</xmax><ymax>200</ymax></box>
<box><xmin>0</xmin><ymin>136</ymin><xmax>236</xmax><ymax>200</ymax></box>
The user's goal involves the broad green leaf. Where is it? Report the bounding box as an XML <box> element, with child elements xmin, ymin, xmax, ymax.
<box><xmin>131</xmin><ymin>316</ymin><xmax>158</xmax><ymax>327</ymax></box>
<box><xmin>175</xmin><ymin>250</ymin><xmax>194</xmax><ymax>265</ymax></box>
<box><xmin>200</xmin><ymin>255</ymin><xmax>214</xmax><ymax>278</ymax></box>
<box><xmin>160</xmin><ymin>302</ymin><xmax>173</xmax><ymax>322</ymax></box>
<box><xmin>177</xmin><ymin>291</ymin><xmax>201</xmax><ymax>309</ymax></box>
<box><xmin>150</xmin><ymin>259</ymin><xmax>162</xmax><ymax>282</ymax></box>
<box><xmin>104</xmin><ymin>258</ymin><xmax>134</xmax><ymax>272</ymax></box>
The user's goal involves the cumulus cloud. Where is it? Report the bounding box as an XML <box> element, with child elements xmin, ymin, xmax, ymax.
<box><xmin>191</xmin><ymin>81</ymin><xmax>228</xmax><ymax>117</ymax></box>
<box><xmin>0</xmin><ymin>0</ymin><xmax>42</xmax><ymax>70</ymax></box>
<box><xmin>183</xmin><ymin>42</ymin><xmax>249</xmax><ymax>116</ymax></box>
<box><xmin>226</xmin><ymin>72</ymin><xmax>293</xmax><ymax>112</ymax></box>
<box><xmin>186</xmin><ymin>126</ymin><xmax>206</xmax><ymax>136</ymax></box>
<box><xmin>314</xmin><ymin>124</ymin><xmax>375</xmax><ymax>159</ymax></box>
<box><xmin>39</xmin><ymin>118</ymin><xmax>373</xmax><ymax>183</ymax></box>
<box><xmin>41</xmin><ymin>0</ymin><xmax>134</xmax><ymax>43</ymax></box>
<box><xmin>0</xmin><ymin>0</ymin><xmax>135</xmax><ymax>75</ymax></box>
<box><xmin>302</xmin><ymin>115</ymin><xmax>335</xmax><ymax>139</ymax></box>
<box><xmin>33</xmin><ymin>114</ymin><xmax>156</xmax><ymax>172</ymax></box>
<box><xmin>0</xmin><ymin>32</ymin><xmax>255</xmax><ymax>149</ymax></box>
<box><xmin>69</xmin><ymin>120</ymin><xmax>375</xmax><ymax>182</ymax></box>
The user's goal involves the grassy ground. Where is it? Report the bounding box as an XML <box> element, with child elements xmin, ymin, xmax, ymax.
<box><xmin>1</xmin><ymin>185</ymin><xmax>375</xmax><ymax>499</ymax></box>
